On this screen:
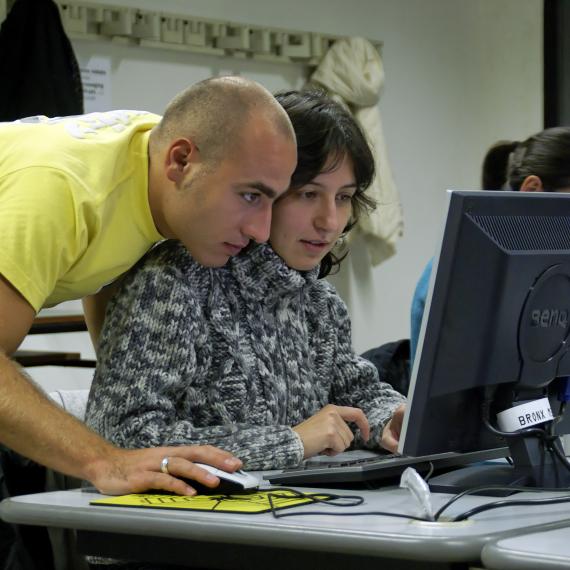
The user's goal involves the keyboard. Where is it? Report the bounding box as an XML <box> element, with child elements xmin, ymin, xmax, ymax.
<box><xmin>264</xmin><ymin>448</ymin><xmax>507</xmax><ymax>486</ymax></box>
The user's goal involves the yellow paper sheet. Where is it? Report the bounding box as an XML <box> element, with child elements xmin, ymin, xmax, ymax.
<box><xmin>91</xmin><ymin>490</ymin><xmax>333</xmax><ymax>514</ymax></box>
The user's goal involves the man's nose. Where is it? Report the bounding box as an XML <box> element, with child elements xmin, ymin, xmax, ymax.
<box><xmin>242</xmin><ymin>204</ymin><xmax>272</xmax><ymax>243</ymax></box>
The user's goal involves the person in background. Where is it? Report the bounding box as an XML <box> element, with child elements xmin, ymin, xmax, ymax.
<box><xmin>410</xmin><ymin>127</ymin><xmax>570</xmax><ymax>367</ymax></box>
<box><xmin>85</xmin><ymin>89</ymin><xmax>406</xmax><ymax>477</ymax></box>
<box><xmin>0</xmin><ymin>76</ymin><xmax>297</xmax><ymax>495</ymax></box>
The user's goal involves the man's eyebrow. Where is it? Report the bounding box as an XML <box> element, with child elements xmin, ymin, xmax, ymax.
<box><xmin>234</xmin><ymin>182</ymin><xmax>277</xmax><ymax>199</ymax></box>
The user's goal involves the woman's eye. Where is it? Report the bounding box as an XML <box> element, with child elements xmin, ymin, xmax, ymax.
<box><xmin>337</xmin><ymin>193</ymin><xmax>354</xmax><ymax>202</ymax></box>
<box><xmin>302</xmin><ymin>191</ymin><xmax>317</xmax><ymax>199</ymax></box>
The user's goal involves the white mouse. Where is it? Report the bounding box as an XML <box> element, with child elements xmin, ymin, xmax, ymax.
<box><xmin>188</xmin><ymin>463</ymin><xmax>259</xmax><ymax>494</ymax></box>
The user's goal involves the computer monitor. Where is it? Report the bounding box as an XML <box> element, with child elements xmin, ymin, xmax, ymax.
<box><xmin>399</xmin><ymin>190</ymin><xmax>570</xmax><ymax>491</ymax></box>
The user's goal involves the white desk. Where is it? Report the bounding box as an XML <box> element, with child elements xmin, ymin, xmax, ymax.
<box><xmin>3</xmin><ymin>485</ymin><xmax>570</xmax><ymax>570</ymax></box>
<box><xmin>481</xmin><ymin>521</ymin><xmax>570</xmax><ymax>569</ymax></box>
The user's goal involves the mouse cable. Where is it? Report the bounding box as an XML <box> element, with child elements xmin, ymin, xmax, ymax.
<box><xmin>265</xmin><ymin>487</ymin><xmax>428</xmax><ymax>522</ymax></box>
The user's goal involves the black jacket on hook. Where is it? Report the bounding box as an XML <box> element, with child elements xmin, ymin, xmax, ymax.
<box><xmin>0</xmin><ymin>0</ymin><xmax>83</xmax><ymax>120</ymax></box>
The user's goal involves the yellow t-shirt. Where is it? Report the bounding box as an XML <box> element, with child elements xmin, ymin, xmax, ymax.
<box><xmin>0</xmin><ymin>110</ymin><xmax>164</xmax><ymax>312</ymax></box>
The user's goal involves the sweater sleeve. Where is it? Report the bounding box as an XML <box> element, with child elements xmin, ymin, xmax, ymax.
<box><xmin>325</xmin><ymin>288</ymin><xmax>406</xmax><ymax>449</ymax></box>
<box><xmin>85</xmin><ymin>251</ymin><xmax>304</xmax><ymax>470</ymax></box>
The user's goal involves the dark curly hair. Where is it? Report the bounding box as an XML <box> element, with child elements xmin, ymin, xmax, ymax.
<box><xmin>275</xmin><ymin>89</ymin><xmax>376</xmax><ymax>278</ymax></box>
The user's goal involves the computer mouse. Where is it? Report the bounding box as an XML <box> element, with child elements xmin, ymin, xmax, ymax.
<box><xmin>183</xmin><ymin>463</ymin><xmax>259</xmax><ymax>495</ymax></box>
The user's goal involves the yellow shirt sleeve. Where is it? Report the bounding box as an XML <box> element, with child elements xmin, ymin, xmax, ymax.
<box><xmin>0</xmin><ymin>168</ymin><xmax>85</xmax><ymax>312</ymax></box>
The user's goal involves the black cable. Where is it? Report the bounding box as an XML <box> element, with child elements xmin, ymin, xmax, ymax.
<box><xmin>434</xmin><ymin>484</ymin><xmax>570</xmax><ymax>521</ymax></box>
<box><xmin>270</xmin><ymin>507</ymin><xmax>428</xmax><ymax>522</ymax></box>
<box><xmin>450</xmin><ymin>493</ymin><xmax>570</xmax><ymax>522</ymax></box>
<box><xmin>265</xmin><ymin>487</ymin><xmax>428</xmax><ymax>522</ymax></box>
<box><xmin>423</xmin><ymin>461</ymin><xmax>435</xmax><ymax>481</ymax></box>
<box><xmin>266</xmin><ymin>487</ymin><xmax>364</xmax><ymax>508</ymax></box>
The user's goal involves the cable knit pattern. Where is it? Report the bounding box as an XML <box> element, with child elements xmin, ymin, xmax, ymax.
<box><xmin>86</xmin><ymin>241</ymin><xmax>405</xmax><ymax>470</ymax></box>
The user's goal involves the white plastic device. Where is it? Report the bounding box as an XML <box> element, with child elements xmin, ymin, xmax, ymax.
<box><xmin>194</xmin><ymin>463</ymin><xmax>259</xmax><ymax>492</ymax></box>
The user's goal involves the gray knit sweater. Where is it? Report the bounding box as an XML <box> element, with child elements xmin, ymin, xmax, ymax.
<box><xmin>85</xmin><ymin>241</ymin><xmax>406</xmax><ymax>470</ymax></box>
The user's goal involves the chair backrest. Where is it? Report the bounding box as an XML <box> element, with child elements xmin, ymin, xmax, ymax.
<box><xmin>49</xmin><ymin>389</ymin><xmax>89</xmax><ymax>421</ymax></box>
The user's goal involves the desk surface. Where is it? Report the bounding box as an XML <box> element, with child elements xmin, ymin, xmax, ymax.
<box><xmin>3</xmin><ymin>484</ymin><xmax>570</xmax><ymax>568</ymax></box>
<box><xmin>481</xmin><ymin>522</ymin><xmax>570</xmax><ymax>569</ymax></box>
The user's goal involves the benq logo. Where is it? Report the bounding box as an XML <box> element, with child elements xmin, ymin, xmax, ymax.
<box><xmin>530</xmin><ymin>309</ymin><xmax>569</xmax><ymax>328</ymax></box>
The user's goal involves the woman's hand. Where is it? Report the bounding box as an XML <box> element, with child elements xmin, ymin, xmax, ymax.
<box><xmin>381</xmin><ymin>404</ymin><xmax>406</xmax><ymax>453</ymax></box>
<box><xmin>293</xmin><ymin>404</ymin><xmax>370</xmax><ymax>459</ymax></box>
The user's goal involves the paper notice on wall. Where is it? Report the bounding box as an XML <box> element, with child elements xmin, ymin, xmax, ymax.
<box><xmin>80</xmin><ymin>57</ymin><xmax>112</xmax><ymax>113</ymax></box>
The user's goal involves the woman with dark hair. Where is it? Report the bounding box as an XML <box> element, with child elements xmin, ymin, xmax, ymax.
<box><xmin>275</xmin><ymin>90</ymin><xmax>376</xmax><ymax>277</ymax></box>
<box><xmin>481</xmin><ymin>127</ymin><xmax>570</xmax><ymax>192</ymax></box>
<box><xmin>85</xmin><ymin>89</ymin><xmax>406</xmax><ymax>473</ymax></box>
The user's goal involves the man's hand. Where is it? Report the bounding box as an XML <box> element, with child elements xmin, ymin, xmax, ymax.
<box><xmin>381</xmin><ymin>404</ymin><xmax>406</xmax><ymax>453</ymax></box>
<box><xmin>293</xmin><ymin>404</ymin><xmax>370</xmax><ymax>459</ymax></box>
<box><xmin>88</xmin><ymin>445</ymin><xmax>242</xmax><ymax>496</ymax></box>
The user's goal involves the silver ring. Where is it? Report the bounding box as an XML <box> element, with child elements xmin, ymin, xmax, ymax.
<box><xmin>160</xmin><ymin>457</ymin><xmax>170</xmax><ymax>475</ymax></box>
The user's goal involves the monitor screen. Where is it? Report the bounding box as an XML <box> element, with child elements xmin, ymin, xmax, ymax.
<box><xmin>399</xmin><ymin>190</ymin><xmax>570</xmax><ymax>489</ymax></box>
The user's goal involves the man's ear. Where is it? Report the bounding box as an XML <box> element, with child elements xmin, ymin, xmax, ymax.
<box><xmin>164</xmin><ymin>138</ymin><xmax>198</xmax><ymax>185</ymax></box>
<box><xmin>520</xmin><ymin>175</ymin><xmax>544</xmax><ymax>192</ymax></box>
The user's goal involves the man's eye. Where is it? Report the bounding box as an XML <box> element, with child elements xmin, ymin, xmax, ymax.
<box><xmin>242</xmin><ymin>192</ymin><xmax>260</xmax><ymax>203</ymax></box>
<box><xmin>302</xmin><ymin>191</ymin><xmax>317</xmax><ymax>199</ymax></box>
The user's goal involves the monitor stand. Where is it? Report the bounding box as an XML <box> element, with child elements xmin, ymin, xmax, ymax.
<box><xmin>427</xmin><ymin>435</ymin><xmax>570</xmax><ymax>496</ymax></box>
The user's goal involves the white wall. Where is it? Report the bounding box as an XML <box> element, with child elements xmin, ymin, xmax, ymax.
<box><xmin>21</xmin><ymin>0</ymin><xmax>543</xmax><ymax>387</ymax></box>
<box><xmin>326</xmin><ymin>0</ymin><xmax>543</xmax><ymax>352</ymax></box>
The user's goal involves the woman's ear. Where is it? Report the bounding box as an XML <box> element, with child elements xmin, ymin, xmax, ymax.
<box><xmin>520</xmin><ymin>175</ymin><xmax>544</xmax><ymax>192</ymax></box>
<box><xmin>164</xmin><ymin>138</ymin><xmax>197</xmax><ymax>185</ymax></box>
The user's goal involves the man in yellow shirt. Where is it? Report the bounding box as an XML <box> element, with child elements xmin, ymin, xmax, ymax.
<box><xmin>0</xmin><ymin>76</ymin><xmax>297</xmax><ymax>495</ymax></box>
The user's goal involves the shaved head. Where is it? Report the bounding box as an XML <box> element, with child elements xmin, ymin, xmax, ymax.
<box><xmin>151</xmin><ymin>76</ymin><xmax>295</xmax><ymax>162</ymax></box>
<box><xmin>146</xmin><ymin>76</ymin><xmax>297</xmax><ymax>268</ymax></box>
